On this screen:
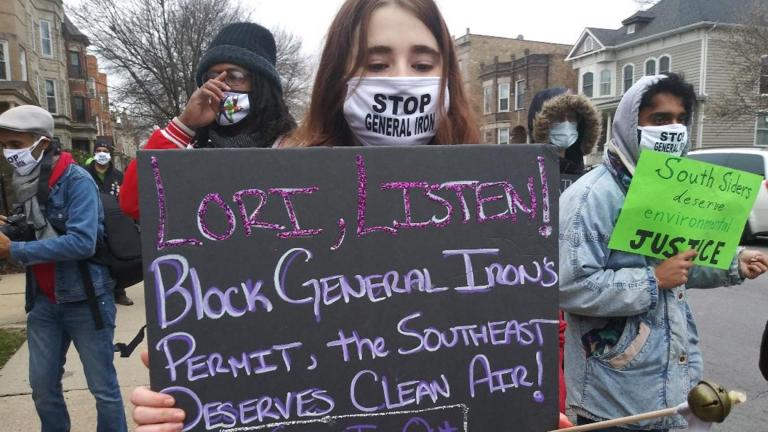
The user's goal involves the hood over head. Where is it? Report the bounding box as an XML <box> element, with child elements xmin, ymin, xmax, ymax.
<box><xmin>528</xmin><ymin>87</ymin><xmax>568</xmax><ymax>141</ymax></box>
<box><xmin>531</xmin><ymin>92</ymin><xmax>601</xmax><ymax>155</ymax></box>
<box><xmin>609</xmin><ymin>74</ymin><xmax>691</xmax><ymax>174</ymax></box>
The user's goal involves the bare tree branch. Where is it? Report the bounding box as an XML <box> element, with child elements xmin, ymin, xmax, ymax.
<box><xmin>71</xmin><ymin>0</ymin><xmax>313</xmax><ymax>132</ymax></box>
<box><xmin>709</xmin><ymin>1</ymin><xmax>768</xmax><ymax>122</ymax></box>
<box><xmin>69</xmin><ymin>0</ymin><xmax>247</xmax><ymax>130</ymax></box>
<box><xmin>273</xmin><ymin>28</ymin><xmax>313</xmax><ymax>120</ymax></box>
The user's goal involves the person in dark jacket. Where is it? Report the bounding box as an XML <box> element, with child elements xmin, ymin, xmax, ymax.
<box><xmin>86</xmin><ymin>142</ymin><xmax>134</xmax><ymax>306</ymax></box>
<box><xmin>86</xmin><ymin>142</ymin><xmax>123</xmax><ymax>198</ymax></box>
<box><xmin>527</xmin><ymin>87</ymin><xmax>601</xmax><ymax>415</ymax></box>
<box><xmin>528</xmin><ymin>87</ymin><xmax>601</xmax><ymax>175</ymax></box>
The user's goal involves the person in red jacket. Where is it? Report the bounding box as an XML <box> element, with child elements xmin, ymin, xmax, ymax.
<box><xmin>119</xmin><ymin>22</ymin><xmax>295</xmax><ymax>220</ymax></box>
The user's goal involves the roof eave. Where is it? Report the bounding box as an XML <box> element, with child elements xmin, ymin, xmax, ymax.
<box><xmin>613</xmin><ymin>21</ymin><xmax>718</xmax><ymax>50</ymax></box>
<box><xmin>565</xmin><ymin>28</ymin><xmax>608</xmax><ymax>61</ymax></box>
<box><xmin>567</xmin><ymin>21</ymin><xmax>730</xmax><ymax>62</ymax></box>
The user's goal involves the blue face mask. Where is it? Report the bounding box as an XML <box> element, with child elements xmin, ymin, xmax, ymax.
<box><xmin>549</xmin><ymin>121</ymin><xmax>579</xmax><ymax>149</ymax></box>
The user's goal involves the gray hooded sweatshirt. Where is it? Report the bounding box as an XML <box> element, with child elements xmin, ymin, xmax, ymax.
<box><xmin>607</xmin><ymin>74</ymin><xmax>691</xmax><ymax>175</ymax></box>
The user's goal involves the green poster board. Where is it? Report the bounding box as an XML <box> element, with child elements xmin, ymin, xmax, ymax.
<box><xmin>608</xmin><ymin>150</ymin><xmax>762</xmax><ymax>270</ymax></box>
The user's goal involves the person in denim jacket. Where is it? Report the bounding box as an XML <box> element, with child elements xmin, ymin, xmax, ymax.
<box><xmin>0</xmin><ymin>105</ymin><xmax>127</xmax><ymax>432</ymax></box>
<box><xmin>559</xmin><ymin>74</ymin><xmax>768</xmax><ymax>431</ymax></box>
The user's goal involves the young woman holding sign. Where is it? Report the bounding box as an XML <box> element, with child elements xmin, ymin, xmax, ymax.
<box><xmin>131</xmin><ymin>0</ymin><xmax>572</xmax><ymax>430</ymax></box>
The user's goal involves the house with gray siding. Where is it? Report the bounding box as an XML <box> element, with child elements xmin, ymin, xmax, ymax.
<box><xmin>566</xmin><ymin>0</ymin><xmax>766</xmax><ymax>165</ymax></box>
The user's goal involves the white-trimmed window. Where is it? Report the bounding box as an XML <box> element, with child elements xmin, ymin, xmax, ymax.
<box><xmin>623</xmin><ymin>64</ymin><xmax>634</xmax><ymax>93</ymax></box>
<box><xmin>659</xmin><ymin>55</ymin><xmax>671</xmax><ymax>74</ymax></box>
<box><xmin>45</xmin><ymin>79</ymin><xmax>57</xmax><ymax>113</ymax></box>
<box><xmin>483</xmin><ymin>86</ymin><xmax>492</xmax><ymax>114</ymax></box>
<box><xmin>20</xmin><ymin>48</ymin><xmax>27</xmax><ymax>81</ymax></box>
<box><xmin>582</xmin><ymin>72</ymin><xmax>594</xmax><ymax>98</ymax></box>
<box><xmin>600</xmin><ymin>69</ymin><xmax>612</xmax><ymax>96</ymax></box>
<box><xmin>627</xmin><ymin>24</ymin><xmax>636</xmax><ymax>35</ymax></box>
<box><xmin>88</xmin><ymin>77</ymin><xmax>96</xmax><ymax>98</ymax></box>
<box><xmin>515</xmin><ymin>80</ymin><xmax>526</xmax><ymax>110</ymax></box>
<box><xmin>584</xmin><ymin>36</ymin><xmax>594</xmax><ymax>53</ymax></box>
<box><xmin>40</xmin><ymin>20</ymin><xmax>53</xmax><ymax>58</ymax></box>
<box><xmin>645</xmin><ymin>58</ymin><xmax>657</xmax><ymax>76</ymax></box>
<box><xmin>498</xmin><ymin>127</ymin><xmax>510</xmax><ymax>145</ymax></box>
<box><xmin>757</xmin><ymin>115</ymin><xmax>768</xmax><ymax>145</ymax></box>
<box><xmin>498</xmin><ymin>83</ymin><xmax>510</xmax><ymax>112</ymax></box>
<box><xmin>0</xmin><ymin>41</ymin><xmax>9</xmax><ymax>80</ymax></box>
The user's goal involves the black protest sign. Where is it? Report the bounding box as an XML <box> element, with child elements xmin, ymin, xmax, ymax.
<box><xmin>138</xmin><ymin>145</ymin><xmax>560</xmax><ymax>432</ymax></box>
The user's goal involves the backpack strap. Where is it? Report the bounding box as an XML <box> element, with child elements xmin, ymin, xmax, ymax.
<box><xmin>114</xmin><ymin>325</ymin><xmax>146</xmax><ymax>358</ymax></box>
<box><xmin>77</xmin><ymin>261</ymin><xmax>104</xmax><ymax>330</ymax></box>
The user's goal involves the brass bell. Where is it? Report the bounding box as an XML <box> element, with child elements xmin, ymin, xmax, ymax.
<box><xmin>687</xmin><ymin>380</ymin><xmax>732</xmax><ymax>423</ymax></box>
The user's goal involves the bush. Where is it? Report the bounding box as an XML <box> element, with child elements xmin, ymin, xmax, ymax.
<box><xmin>71</xmin><ymin>149</ymin><xmax>93</xmax><ymax>167</ymax></box>
<box><xmin>0</xmin><ymin>328</ymin><xmax>26</xmax><ymax>369</ymax></box>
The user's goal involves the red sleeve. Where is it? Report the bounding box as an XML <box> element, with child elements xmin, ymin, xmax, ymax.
<box><xmin>119</xmin><ymin>159</ymin><xmax>140</xmax><ymax>220</ymax></box>
<box><xmin>118</xmin><ymin>118</ymin><xmax>194</xmax><ymax>220</ymax></box>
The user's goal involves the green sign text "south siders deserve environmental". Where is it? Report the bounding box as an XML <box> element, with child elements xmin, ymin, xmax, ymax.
<box><xmin>609</xmin><ymin>151</ymin><xmax>762</xmax><ymax>270</ymax></box>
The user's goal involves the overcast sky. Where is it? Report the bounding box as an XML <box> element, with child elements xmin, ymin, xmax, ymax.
<box><xmin>245</xmin><ymin>0</ymin><xmax>644</xmax><ymax>57</ymax></box>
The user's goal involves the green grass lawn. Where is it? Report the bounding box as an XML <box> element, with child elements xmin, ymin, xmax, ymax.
<box><xmin>0</xmin><ymin>328</ymin><xmax>26</xmax><ymax>369</ymax></box>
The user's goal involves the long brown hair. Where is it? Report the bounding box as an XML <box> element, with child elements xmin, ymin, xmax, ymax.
<box><xmin>293</xmin><ymin>0</ymin><xmax>479</xmax><ymax>147</ymax></box>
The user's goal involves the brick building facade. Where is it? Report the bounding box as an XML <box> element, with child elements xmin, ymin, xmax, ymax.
<box><xmin>64</xmin><ymin>15</ymin><xmax>96</xmax><ymax>153</ymax></box>
<box><xmin>455</xmin><ymin>31</ymin><xmax>577</xmax><ymax>144</ymax></box>
<box><xmin>86</xmin><ymin>54</ymin><xmax>116</xmax><ymax>160</ymax></box>
<box><xmin>0</xmin><ymin>0</ymin><xmax>111</xmax><ymax>154</ymax></box>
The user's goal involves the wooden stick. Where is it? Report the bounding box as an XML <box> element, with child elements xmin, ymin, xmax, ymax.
<box><xmin>550</xmin><ymin>407</ymin><xmax>679</xmax><ymax>432</ymax></box>
<box><xmin>552</xmin><ymin>390</ymin><xmax>748</xmax><ymax>432</ymax></box>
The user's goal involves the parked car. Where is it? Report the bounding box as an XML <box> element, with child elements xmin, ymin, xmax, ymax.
<box><xmin>687</xmin><ymin>146</ymin><xmax>768</xmax><ymax>242</ymax></box>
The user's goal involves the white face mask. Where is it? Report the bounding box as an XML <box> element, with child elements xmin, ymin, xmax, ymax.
<box><xmin>5</xmin><ymin>137</ymin><xmax>45</xmax><ymax>176</ymax></box>
<box><xmin>216</xmin><ymin>92</ymin><xmax>250</xmax><ymax>126</ymax></box>
<box><xmin>343</xmin><ymin>76</ymin><xmax>449</xmax><ymax>147</ymax></box>
<box><xmin>94</xmin><ymin>151</ymin><xmax>111</xmax><ymax>166</ymax></box>
<box><xmin>638</xmin><ymin>124</ymin><xmax>688</xmax><ymax>156</ymax></box>
<box><xmin>549</xmin><ymin>121</ymin><xmax>579</xmax><ymax>149</ymax></box>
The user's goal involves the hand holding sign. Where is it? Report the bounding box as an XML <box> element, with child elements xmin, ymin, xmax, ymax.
<box><xmin>655</xmin><ymin>250</ymin><xmax>697</xmax><ymax>289</ymax></box>
<box><xmin>609</xmin><ymin>151</ymin><xmax>762</xmax><ymax>270</ymax></box>
<box><xmin>131</xmin><ymin>352</ymin><xmax>185</xmax><ymax>431</ymax></box>
<box><xmin>738</xmin><ymin>250</ymin><xmax>768</xmax><ymax>279</ymax></box>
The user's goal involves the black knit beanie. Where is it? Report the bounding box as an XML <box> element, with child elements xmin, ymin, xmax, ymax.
<box><xmin>195</xmin><ymin>22</ymin><xmax>282</xmax><ymax>93</ymax></box>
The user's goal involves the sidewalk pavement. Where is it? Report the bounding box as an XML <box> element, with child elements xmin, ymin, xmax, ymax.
<box><xmin>0</xmin><ymin>274</ymin><xmax>147</xmax><ymax>431</ymax></box>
